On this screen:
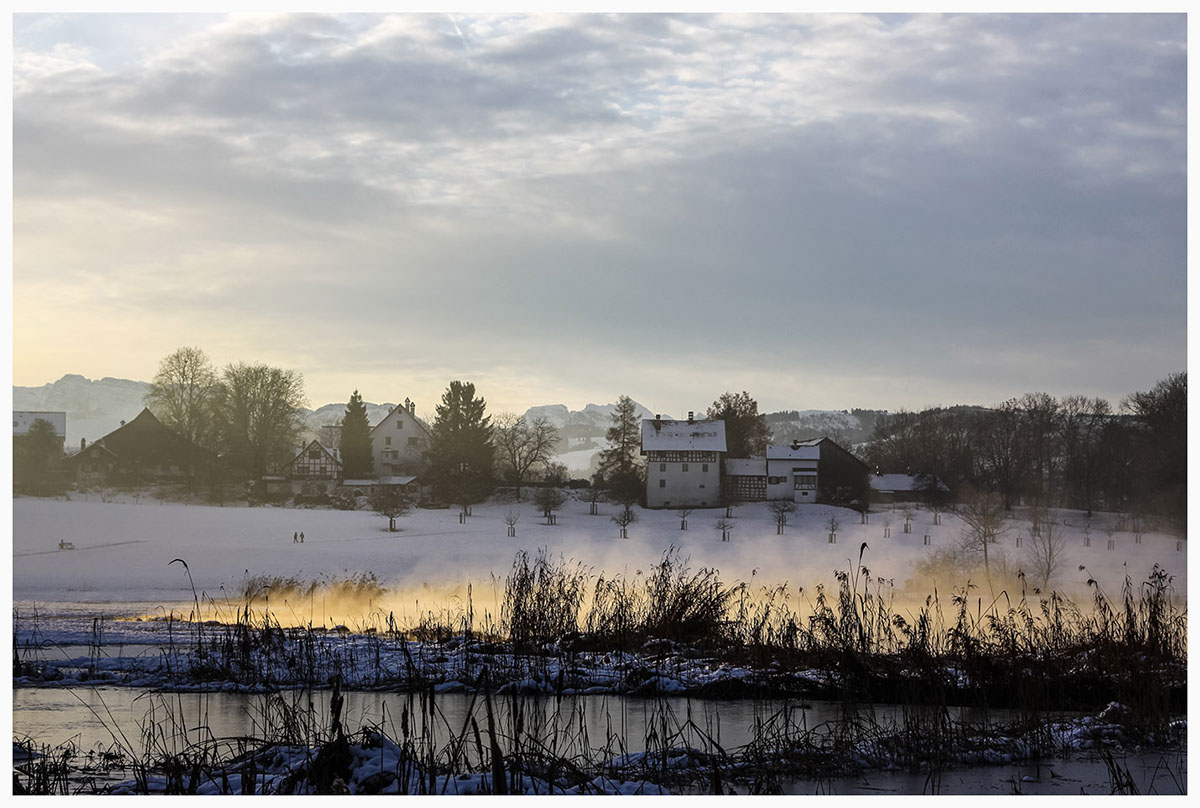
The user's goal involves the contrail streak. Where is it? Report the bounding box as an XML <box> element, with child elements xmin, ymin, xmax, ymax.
<box><xmin>448</xmin><ymin>14</ymin><xmax>471</xmax><ymax>55</ymax></box>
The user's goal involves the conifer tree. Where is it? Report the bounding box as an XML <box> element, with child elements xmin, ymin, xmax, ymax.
<box><xmin>427</xmin><ymin>381</ymin><xmax>495</xmax><ymax>503</ymax></box>
<box><xmin>340</xmin><ymin>390</ymin><xmax>373</xmax><ymax>479</ymax></box>
<box><xmin>594</xmin><ymin>395</ymin><xmax>645</xmax><ymax>501</ymax></box>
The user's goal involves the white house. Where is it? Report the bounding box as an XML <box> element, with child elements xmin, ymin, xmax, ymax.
<box><xmin>369</xmin><ymin>398</ymin><xmax>432</xmax><ymax>478</ymax></box>
<box><xmin>641</xmin><ymin>413</ymin><xmax>726</xmax><ymax>508</ymax></box>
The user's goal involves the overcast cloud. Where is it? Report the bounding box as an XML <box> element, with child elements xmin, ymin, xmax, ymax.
<box><xmin>12</xmin><ymin>13</ymin><xmax>1186</xmax><ymax>415</ymax></box>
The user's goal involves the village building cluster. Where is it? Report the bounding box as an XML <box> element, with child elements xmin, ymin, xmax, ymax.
<box><xmin>15</xmin><ymin>403</ymin><xmax>919</xmax><ymax>510</ymax></box>
<box><xmin>641</xmin><ymin>413</ymin><xmax>869</xmax><ymax>509</ymax></box>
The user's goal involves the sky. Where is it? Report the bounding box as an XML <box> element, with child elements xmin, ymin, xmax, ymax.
<box><xmin>10</xmin><ymin>12</ymin><xmax>1187</xmax><ymax>417</ymax></box>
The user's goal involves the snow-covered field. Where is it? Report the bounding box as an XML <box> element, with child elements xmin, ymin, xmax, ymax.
<box><xmin>13</xmin><ymin>495</ymin><xmax>1185</xmax><ymax>620</ymax></box>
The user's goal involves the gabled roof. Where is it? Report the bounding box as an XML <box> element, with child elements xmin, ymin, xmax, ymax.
<box><xmin>290</xmin><ymin>439</ymin><xmax>342</xmax><ymax>467</ymax></box>
<box><xmin>766</xmin><ymin>442</ymin><xmax>821</xmax><ymax>460</ymax></box>
<box><xmin>641</xmin><ymin>418</ymin><xmax>727</xmax><ymax>453</ymax></box>
<box><xmin>368</xmin><ymin>401</ymin><xmax>432</xmax><ymax>439</ymax></box>
<box><xmin>62</xmin><ymin>408</ymin><xmax>215</xmax><ymax>466</ymax></box>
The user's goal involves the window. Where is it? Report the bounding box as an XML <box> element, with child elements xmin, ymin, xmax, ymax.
<box><xmin>795</xmin><ymin>474</ymin><xmax>817</xmax><ymax>490</ymax></box>
<box><xmin>682</xmin><ymin>463</ymin><xmax>689</xmax><ymax>472</ymax></box>
<box><xmin>699</xmin><ymin>484</ymin><xmax>705</xmax><ymax>489</ymax></box>
<box><xmin>660</xmin><ymin>463</ymin><xmax>666</xmax><ymax>472</ymax></box>
<box><xmin>659</xmin><ymin>479</ymin><xmax>666</xmax><ymax>487</ymax></box>
<box><xmin>408</xmin><ymin>437</ymin><xmax>420</xmax><ymax>446</ymax></box>
<box><xmin>396</xmin><ymin>420</ymin><xmax>403</xmax><ymax>429</ymax></box>
<box><xmin>385</xmin><ymin>436</ymin><xmax>392</xmax><ymax>446</ymax></box>
<box><xmin>308</xmin><ymin>449</ymin><xmax>321</xmax><ymax>459</ymax></box>
<box><xmin>702</xmin><ymin>463</ymin><xmax>709</xmax><ymax>472</ymax></box>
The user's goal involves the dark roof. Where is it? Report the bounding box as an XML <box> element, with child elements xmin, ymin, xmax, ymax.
<box><xmin>63</xmin><ymin>408</ymin><xmax>216</xmax><ymax>466</ymax></box>
<box><xmin>812</xmin><ymin>437</ymin><xmax>870</xmax><ymax>469</ymax></box>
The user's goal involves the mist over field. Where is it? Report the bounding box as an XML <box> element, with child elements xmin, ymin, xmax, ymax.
<box><xmin>14</xmin><ymin>496</ymin><xmax>1184</xmax><ymax>630</ymax></box>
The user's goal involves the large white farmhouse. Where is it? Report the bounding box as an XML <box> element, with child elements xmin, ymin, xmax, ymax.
<box><xmin>370</xmin><ymin>398</ymin><xmax>432</xmax><ymax>477</ymax></box>
<box><xmin>641</xmin><ymin>413</ymin><xmax>727</xmax><ymax>509</ymax></box>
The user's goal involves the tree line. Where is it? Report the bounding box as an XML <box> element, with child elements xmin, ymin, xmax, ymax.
<box><xmin>864</xmin><ymin>373</ymin><xmax>1186</xmax><ymax>529</ymax></box>
<box><xmin>141</xmin><ymin>348</ymin><xmax>1184</xmax><ymax>530</ymax></box>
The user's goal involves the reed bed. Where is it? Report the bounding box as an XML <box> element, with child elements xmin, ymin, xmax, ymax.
<box><xmin>14</xmin><ymin>548</ymin><xmax>1186</xmax><ymax>794</ymax></box>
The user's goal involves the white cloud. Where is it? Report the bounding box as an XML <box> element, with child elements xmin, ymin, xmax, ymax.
<box><xmin>11</xmin><ymin>12</ymin><xmax>1186</xmax><ymax>412</ymax></box>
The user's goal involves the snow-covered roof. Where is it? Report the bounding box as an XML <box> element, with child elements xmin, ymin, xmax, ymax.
<box><xmin>724</xmin><ymin>458</ymin><xmax>766</xmax><ymax>476</ymax></box>
<box><xmin>766</xmin><ymin>442</ymin><xmax>821</xmax><ymax>460</ymax></box>
<box><xmin>641</xmin><ymin>419</ymin><xmax>727</xmax><ymax>453</ymax></box>
<box><xmin>379</xmin><ymin>476</ymin><xmax>417</xmax><ymax>486</ymax></box>
<box><xmin>341</xmin><ymin>479</ymin><xmax>376</xmax><ymax>487</ymax></box>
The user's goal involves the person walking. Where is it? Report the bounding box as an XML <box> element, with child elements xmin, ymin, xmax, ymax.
<box><xmin>300</xmin><ymin>531</ymin><xmax>305</xmax><ymax>543</ymax></box>
<box><xmin>293</xmin><ymin>531</ymin><xmax>298</xmax><ymax>543</ymax></box>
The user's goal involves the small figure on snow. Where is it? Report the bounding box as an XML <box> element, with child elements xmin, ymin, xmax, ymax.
<box><xmin>293</xmin><ymin>531</ymin><xmax>298</xmax><ymax>543</ymax></box>
<box><xmin>300</xmin><ymin>531</ymin><xmax>305</xmax><ymax>543</ymax></box>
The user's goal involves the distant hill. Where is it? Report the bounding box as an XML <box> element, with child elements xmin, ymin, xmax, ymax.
<box><xmin>522</xmin><ymin>400</ymin><xmax>658</xmax><ymax>442</ymax></box>
<box><xmin>13</xmin><ymin>375</ymin><xmax>151</xmax><ymax>448</ymax></box>
<box><xmin>15</xmin><ymin>375</ymin><xmax>887</xmax><ymax>457</ymax></box>
<box><xmin>764</xmin><ymin>408</ymin><xmax>886</xmax><ymax>450</ymax></box>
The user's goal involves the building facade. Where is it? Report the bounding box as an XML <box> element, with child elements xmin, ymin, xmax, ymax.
<box><xmin>63</xmin><ymin>408</ymin><xmax>216</xmax><ymax>485</ymax></box>
<box><xmin>724</xmin><ymin>438</ymin><xmax>869</xmax><ymax>505</ymax></box>
<box><xmin>288</xmin><ymin>440</ymin><xmax>343</xmax><ymax>494</ymax></box>
<box><xmin>369</xmin><ymin>398</ymin><xmax>432</xmax><ymax>477</ymax></box>
<box><xmin>642</xmin><ymin>414</ymin><xmax>727</xmax><ymax>508</ymax></box>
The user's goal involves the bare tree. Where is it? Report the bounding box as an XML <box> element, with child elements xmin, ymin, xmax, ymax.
<box><xmin>716</xmin><ymin>516</ymin><xmax>735</xmax><ymax>541</ymax></box>
<box><xmin>371</xmin><ymin>487</ymin><xmax>414</xmax><ymax>532</ymax></box>
<box><xmin>504</xmin><ymin>510</ymin><xmax>520</xmax><ymax>537</ymax></box>
<box><xmin>493</xmin><ymin>413</ymin><xmax>560</xmax><ymax>500</ymax></box>
<box><xmin>533</xmin><ymin>486</ymin><xmax>566</xmax><ymax>524</ymax></box>
<box><xmin>612</xmin><ymin>505</ymin><xmax>636</xmax><ymax>539</ymax></box>
<box><xmin>768</xmin><ymin>500</ymin><xmax>796</xmax><ymax>535</ymax></box>
<box><xmin>676</xmin><ymin>507</ymin><xmax>693</xmax><ymax>530</ymax></box>
<box><xmin>1026</xmin><ymin>515</ymin><xmax>1065</xmax><ymax>590</ymax></box>
<box><xmin>144</xmin><ymin>346</ymin><xmax>221</xmax><ymax>450</ymax></box>
<box><xmin>900</xmin><ymin>504</ymin><xmax>915</xmax><ymax>533</ymax></box>
<box><xmin>213</xmin><ymin>362</ymin><xmax>307</xmax><ymax>477</ymax></box>
<box><xmin>956</xmin><ymin>487</ymin><xmax>1010</xmax><ymax>594</ymax></box>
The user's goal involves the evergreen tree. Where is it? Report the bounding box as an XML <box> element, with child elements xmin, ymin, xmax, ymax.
<box><xmin>340</xmin><ymin>390</ymin><xmax>373</xmax><ymax>479</ymax></box>
<box><xmin>707</xmin><ymin>391</ymin><xmax>768</xmax><ymax>458</ymax></box>
<box><xmin>594</xmin><ymin>395</ymin><xmax>645</xmax><ymax>501</ymax></box>
<box><xmin>427</xmin><ymin>381</ymin><xmax>494</xmax><ymax>503</ymax></box>
<box><xmin>14</xmin><ymin>418</ymin><xmax>63</xmax><ymax>489</ymax></box>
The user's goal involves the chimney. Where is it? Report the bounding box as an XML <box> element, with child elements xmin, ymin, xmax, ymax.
<box><xmin>120</xmin><ymin>420</ymin><xmax>126</xmax><ymax>427</ymax></box>
<box><xmin>81</xmin><ymin>438</ymin><xmax>86</xmax><ymax>451</ymax></box>
<box><xmin>408</xmin><ymin>399</ymin><xmax>416</xmax><ymax>414</ymax></box>
<box><xmin>687</xmin><ymin>411</ymin><xmax>694</xmax><ymax>424</ymax></box>
<box><xmin>791</xmin><ymin>439</ymin><xmax>800</xmax><ymax>450</ymax></box>
<box><xmin>655</xmin><ymin>414</ymin><xmax>660</xmax><ymax>421</ymax></box>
